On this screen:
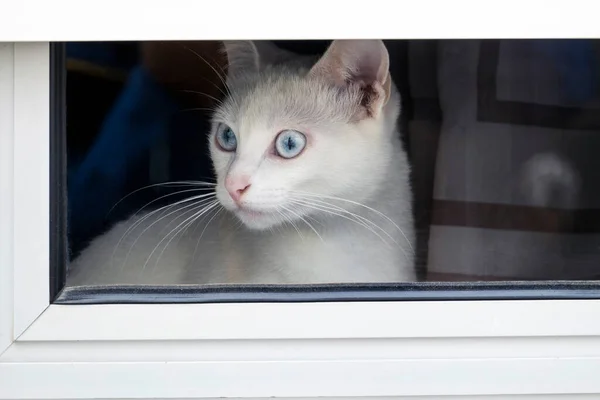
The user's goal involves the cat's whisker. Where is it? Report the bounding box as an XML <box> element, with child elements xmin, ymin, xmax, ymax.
<box><xmin>156</xmin><ymin>203</ymin><xmax>212</xmax><ymax>259</ymax></box>
<box><xmin>119</xmin><ymin>199</ymin><xmax>217</xmax><ymax>273</ymax></box>
<box><xmin>172</xmin><ymin>208</ymin><xmax>205</xmax><ymax>251</ymax></box>
<box><xmin>291</xmin><ymin>190</ymin><xmax>415</xmax><ymax>254</ymax></box>
<box><xmin>230</xmin><ymin>215</ymin><xmax>245</xmax><ymax>235</ymax></box>
<box><xmin>278</xmin><ymin>208</ymin><xmax>304</xmax><ymax>240</ymax></box>
<box><xmin>192</xmin><ymin>202</ymin><xmax>224</xmax><ymax>263</ymax></box>
<box><xmin>108</xmin><ymin>180</ymin><xmax>217</xmax><ymax>215</ymax></box>
<box><xmin>192</xmin><ymin>200</ymin><xmax>223</xmax><ymax>237</ymax></box>
<box><xmin>110</xmin><ymin>185</ymin><xmax>217</xmax><ymax>264</ymax></box>
<box><xmin>292</xmin><ymin>197</ymin><xmax>411</xmax><ymax>263</ymax></box>
<box><xmin>158</xmin><ymin>197</ymin><xmax>216</xmax><ymax>236</ymax></box>
<box><xmin>298</xmin><ymin>215</ymin><xmax>324</xmax><ymax>243</ymax></box>
<box><xmin>275</xmin><ymin>210</ymin><xmax>292</xmax><ymax>236</ymax></box>
<box><xmin>273</xmin><ymin>218</ymin><xmax>284</xmax><ymax>236</ymax></box>
<box><xmin>181</xmin><ymin>44</ymin><xmax>232</xmax><ymax>98</ymax></box>
<box><xmin>179</xmin><ymin>107</ymin><xmax>219</xmax><ymax>114</ymax></box>
<box><xmin>144</xmin><ymin>199</ymin><xmax>221</xmax><ymax>273</ymax></box>
<box><xmin>114</xmin><ymin>190</ymin><xmax>217</xmax><ymax>253</ymax></box>
<box><xmin>290</xmin><ymin>198</ymin><xmax>397</xmax><ymax>251</ymax></box>
<box><xmin>147</xmin><ymin>206</ymin><xmax>208</xmax><ymax>273</ymax></box>
<box><xmin>180</xmin><ymin>90</ymin><xmax>223</xmax><ymax>106</ymax></box>
<box><xmin>293</xmin><ymin>197</ymin><xmax>400</xmax><ymax>247</ymax></box>
<box><xmin>111</xmin><ymin>193</ymin><xmax>215</xmax><ymax>267</ymax></box>
<box><xmin>129</xmin><ymin>188</ymin><xmax>217</xmax><ymax>220</ymax></box>
<box><xmin>150</xmin><ymin>195</ymin><xmax>217</xmax><ymax>238</ymax></box>
<box><xmin>280</xmin><ymin>204</ymin><xmax>324</xmax><ymax>243</ymax></box>
<box><xmin>291</xmin><ymin>198</ymin><xmax>384</xmax><ymax>239</ymax></box>
<box><xmin>188</xmin><ymin>200</ymin><xmax>218</xmax><ymax>237</ymax></box>
<box><xmin>153</xmin><ymin>200</ymin><xmax>221</xmax><ymax>271</ymax></box>
<box><xmin>201</xmin><ymin>51</ymin><xmax>229</xmax><ymax>85</ymax></box>
<box><xmin>199</xmin><ymin>203</ymin><xmax>223</xmax><ymax>240</ymax></box>
<box><xmin>119</xmin><ymin>195</ymin><xmax>216</xmax><ymax>271</ymax></box>
<box><xmin>304</xmin><ymin>213</ymin><xmax>324</xmax><ymax>227</ymax></box>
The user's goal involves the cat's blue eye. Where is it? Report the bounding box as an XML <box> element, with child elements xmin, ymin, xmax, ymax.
<box><xmin>275</xmin><ymin>130</ymin><xmax>307</xmax><ymax>159</ymax></box>
<box><xmin>216</xmin><ymin>125</ymin><xmax>237</xmax><ymax>152</ymax></box>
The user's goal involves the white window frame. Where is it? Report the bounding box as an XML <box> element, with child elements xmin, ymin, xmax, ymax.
<box><xmin>3</xmin><ymin>2</ymin><xmax>600</xmax><ymax>399</ymax></box>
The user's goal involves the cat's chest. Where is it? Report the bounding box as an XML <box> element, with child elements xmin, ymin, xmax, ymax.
<box><xmin>227</xmin><ymin>225</ymin><xmax>407</xmax><ymax>284</ymax></box>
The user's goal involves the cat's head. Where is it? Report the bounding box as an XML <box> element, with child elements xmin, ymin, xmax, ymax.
<box><xmin>210</xmin><ymin>40</ymin><xmax>401</xmax><ymax>230</ymax></box>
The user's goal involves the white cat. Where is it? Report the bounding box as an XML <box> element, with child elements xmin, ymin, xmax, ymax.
<box><xmin>67</xmin><ymin>40</ymin><xmax>416</xmax><ymax>286</ymax></box>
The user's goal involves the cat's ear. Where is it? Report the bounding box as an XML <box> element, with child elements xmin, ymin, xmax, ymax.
<box><xmin>309</xmin><ymin>40</ymin><xmax>392</xmax><ymax>120</ymax></box>
<box><xmin>222</xmin><ymin>41</ymin><xmax>299</xmax><ymax>80</ymax></box>
<box><xmin>222</xmin><ymin>41</ymin><xmax>260</xmax><ymax>79</ymax></box>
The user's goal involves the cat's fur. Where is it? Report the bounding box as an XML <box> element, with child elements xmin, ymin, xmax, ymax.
<box><xmin>67</xmin><ymin>40</ymin><xmax>416</xmax><ymax>286</ymax></box>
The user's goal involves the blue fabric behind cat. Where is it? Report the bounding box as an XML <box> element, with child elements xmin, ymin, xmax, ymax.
<box><xmin>66</xmin><ymin>42</ymin><xmax>138</xmax><ymax>72</ymax></box>
<box><xmin>534</xmin><ymin>40</ymin><xmax>598</xmax><ymax>104</ymax></box>
<box><xmin>68</xmin><ymin>66</ymin><xmax>178</xmax><ymax>255</ymax></box>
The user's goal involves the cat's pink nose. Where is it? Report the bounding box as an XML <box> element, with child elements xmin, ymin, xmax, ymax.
<box><xmin>225</xmin><ymin>176</ymin><xmax>251</xmax><ymax>204</ymax></box>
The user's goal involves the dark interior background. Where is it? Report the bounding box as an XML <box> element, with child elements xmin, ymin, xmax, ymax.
<box><xmin>65</xmin><ymin>40</ymin><xmax>600</xmax><ymax>285</ymax></box>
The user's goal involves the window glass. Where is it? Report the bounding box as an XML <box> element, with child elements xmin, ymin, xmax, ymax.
<box><xmin>56</xmin><ymin>40</ymin><xmax>600</xmax><ymax>302</ymax></box>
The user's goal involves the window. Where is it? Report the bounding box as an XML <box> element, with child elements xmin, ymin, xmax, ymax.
<box><xmin>2</xmin><ymin>2</ymin><xmax>600</xmax><ymax>399</ymax></box>
<box><xmin>56</xmin><ymin>38</ymin><xmax>600</xmax><ymax>303</ymax></box>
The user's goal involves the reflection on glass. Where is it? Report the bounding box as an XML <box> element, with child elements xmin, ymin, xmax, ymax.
<box><xmin>64</xmin><ymin>39</ymin><xmax>600</xmax><ymax>289</ymax></box>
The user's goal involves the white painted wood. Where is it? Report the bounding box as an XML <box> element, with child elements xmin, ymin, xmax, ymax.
<box><xmin>2</xmin><ymin>22</ymin><xmax>600</xmax><ymax>400</ymax></box>
<box><xmin>18</xmin><ymin>300</ymin><xmax>600</xmax><ymax>341</ymax></box>
<box><xmin>0</xmin><ymin>43</ymin><xmax>15</xmax><ymax>356</ymax></box>
<box><xmin>12</xmin><ymin>43</ymin><xmax>50</xmax><ymax>338</ymax></box>
<box><xmin>5</xmin><ymin>336</ymin><xmax>600</xmax><ymax>363</ymax></box>
<box><xmin>10</xmin><ymin>397</ymin><xmax>594</xmax><ymax>400</ymax></box>
<box><xmin>26</xmin><ymin>397</ymin><xmax>596</xmax><ymax>400</ymax></box>
<box><xmin>2</xmin><ymin>357</ymin><xmax>600</xmax><ymax>399</ymax></box>
<box><xmin>0</xmin><ymin>0</ymin><xmax>599</xmax><ymax>41</ymax></box>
